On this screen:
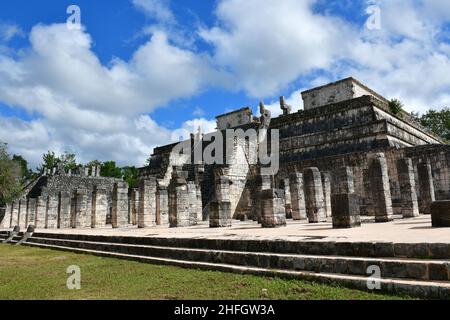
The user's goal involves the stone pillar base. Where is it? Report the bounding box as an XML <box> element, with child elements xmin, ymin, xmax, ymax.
<box><xmin>261</xmin><ymin>189</ymin><xmax>287</xmax><ymax>228</ymax></box>
<box><xmin>331</xmin><ymin>194</ymin><xmax>361</xmax><ymax>228</ymax></box>
<box><xmin>209</xmin><ymin>201</ymin><xmax>232</xmax><ymax>228</ymax></box>
<box><xmin>431</xmin><ymin>201</ymin><xmax>450</xmax><ymax>228</ymax></box>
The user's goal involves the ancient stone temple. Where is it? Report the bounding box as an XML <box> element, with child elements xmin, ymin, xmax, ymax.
<box><xmin>2</xmin><ymin>77</ymin><xmax>450</xmax><ymax>231</ymax></box>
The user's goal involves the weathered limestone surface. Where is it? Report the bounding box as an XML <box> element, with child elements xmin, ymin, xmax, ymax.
<box><xmin>210</xmin><ymin>169</ymin><xmax>234</xmax><ymax>227</ymax></box>
<box><xmin>169</xmin><ymin>171</ymin><xmax>190</xmax><ymax>228</ymax></box>
<box><xmin>92</xmin><ymin>188</ymin><xmax>108</xmax><ymax>228</ymax></box>
<box><xmin>35</xmin><ymin>196</ymin><xmax>46</xmax><ymax>228</ymax></box>
<box><xmin>18</xmin><ymin>198</ymin><xmax>27</xmax><ymax>228</ymax></box>
<box><xmin>209</xmin><ymin>200</ymin><xmax>232</xmax><ymax>228</ymax></box>
<box><xmin>138</xmin><ymin>179</ymin><xmax>157</xmax><ymax>228</ymax></box>
<box><xmin>331</xmin><ymin>194</ymin><xmax>361</xmax><ymax>228</ymax></box>
<box><xmin>332</xmin><ymin>167</ymin><xmax>355</xmax><ymax>194</ymax></box>
<box><xmin>130</xmin><ymin>189</ymin><xmax>139</xmax><ymax>225</ymax></box>
<box><xmin>74</xmin><ymin>190</ymin><xmax>90</xmax><ymax>228</ymax></box>
<box><xmin>187</xmin><ymin>182</ymin><xmax>199</xmax><ymax>225</ymax></box>
<box><xmin>112</xmin><ymin>182</ymin><xmax>129</xmax><ymax>228</ymax></box>
<box><xmin>46</xmin><ymin>196</ymin><xmax>59</xmax><ymax>229</ymax></box>
<box><xmin>368</xmin><ymin>153</ymin><xmax>393</xmax><ymax>222</ymax></box>
<box><xmin>26</xmin><ymin>198</ymin><xmax>36</xmax><ymax>227</ymax></box>
<box><xmin>321</xmin><ymin>172</ymin><xmax>332</xmax><ymax>217</ymax></box>
<box><xmin>11</xmin><ymin>201</ymin><xmax>19</xmax><ymax>227</ymax></box>
<box><xmin>58</xmin><ymin>192</ymin><xmax>72</xmax><ymax>228</ymax></box>
<box><xmin>289</xmin><ymin>172</ymin><xmax>307</xmax><ymax>220</ymax></box>
<box><xmin>417</xmin><ymin>162</ymin><xmax>435</xmax><ymax>214</ymax></box>
<box><xmin>156</xmin><ymin>186</ymin><xmax>169</xmax><ymax>225</ymax></box>
<box><xmin>431</xmin><ymin>201</ymin><xmax>450</xmax><ymax>228</ymax></box>
<box><xmin>304</xmin><ymin>167</ymin><xmax>327</xmax><ymax>223</ymax></box>
<box><xmin>396</xmin><ymin>158</ymin><xmax>420</xmax><ymax>218</ymax></box>
<box><xmin>260</xmin><ymin>189</ymin><xmax>287</xmax><ymax>228</ymax></box>
<box><xmin>1</xmin><ymin>203</ymin><xmax>12</xmax><ymax>228</ymax></box>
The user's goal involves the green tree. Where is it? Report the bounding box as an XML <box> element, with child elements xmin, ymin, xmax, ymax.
<box><xmin>39</xmin><ymin>151</ymin><xmax>59</xmax><ymax>171</ymax></box>
<box><xmin>0</xmin><ymin>143</ymin><xmax>22</xmax><ymax>205</ymax></box>
<box><xmin>12</xmin><ymin>154</ymin><xmax>32</xmax><ymax>181</ymax></box>
<box><xmin>100</xmin><ymin>161</ymin><xmax>122</xmax><ymax>179</ymax></box>
<box><xmin>122</xmin><ymin>166</ymin><xmax>138</xmax><ymax>188</ymax></box>
<box><xmin>59</xmin><ymin>152</ymin><xmax>78</xmax><ymax>171</ymax></box>
<box><xmin>389</xmin><ymin>99</ymin><xmax>404</xmax><ymax>115</ymax></box>
<box><xmin>413</xmin><ymin>108</ymin><xmax>450</xmax><ymax>142</ymax></box>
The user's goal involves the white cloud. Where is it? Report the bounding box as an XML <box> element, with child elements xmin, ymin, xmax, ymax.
<box><xmin>199</xmin><ymin>0</ymin><xmax>354</xmax><ymax>98</ymax></box>
<box><xmin>132</xmin><ymin>0</ymin><xmax>175</xmax><ymax>24</ymax></box>
<box><xmin>0</xmin><ymin>23</ymin><xmax>220</xmax><ymax>167</ymax></box>
<box><xmin>0</xmin><ymin>23</ymin><xmax>24</xmax><ymax>42</ymax></box>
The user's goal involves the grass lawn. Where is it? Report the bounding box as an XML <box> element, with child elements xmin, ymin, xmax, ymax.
<box><xmin>0</xmin><ymin>244</ymin><xmax>414</xmax><ymax>300</ymax></box>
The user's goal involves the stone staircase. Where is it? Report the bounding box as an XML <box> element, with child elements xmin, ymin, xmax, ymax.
<box><xmin>1</xmin><ymin>231</ymin><xmax>449</xmax><ymax>299</ymax></box>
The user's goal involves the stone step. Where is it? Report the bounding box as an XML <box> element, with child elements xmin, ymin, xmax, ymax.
<box><xmin>17</xmin><ymin>236</ymin><xmax>450</xmax><ymax>283</ymax></box>
<box><xmin>5</xmin><ymin>238</ymin><xmax>449</xmax><ymax>299</ymax></box>
<box><xmin>9</xmin><ymin>231</ymin><xmax>450</xmax><ymax>260</ymax></box>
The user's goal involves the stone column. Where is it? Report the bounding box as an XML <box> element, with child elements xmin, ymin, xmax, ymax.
<box><xmin>112</xmin><ymin>182</ymin><xmax>129</xmax><ymax>228</ymax></box>
<box><xmin>210</xmin><ymin>172</ymin><xmax>232</xmax><ymax>228</ymax></box>
<box><xmin>58</xmin><ymin>192</ymin><xmax>72</xmax><ymax>229</ymax></box>
<box><xmin>45</xmin><ymin>196</ymin><xmax>58</xmax><ymax>229</ymax></box>
<box><xmin>321</xmin><ymin>172</ymin><xmax>332</xmax><ymax>217</ymax></box>
<box><xmin>431</xmin><ymin>201</ymin><xmax>450</xmax><ymax>227</ymax></box>
<box><xmin>261</xmin><ymin>189</ymin><xmax>287</xmax><ymax>228</ymax></box>
<box><xmin>282</xmin><ymin>178</ymin><xmax>292</xmax><ymax>218</ymax></box>
<box><xmin>11</xmin><ymin>201</ymin><xmax>19</xmax><ymax>227</ymax></box>
<box><xmin>138</xmin><ymin>179</ymin><xmax>157</xmax><ymax>228</ymax></box>
<box><xmin>332</xmin><ymin>167</ymin><xmax>355</xmax><ymax>194</ymax></box>
<box><xmin>84</xmin><ymin>167</ymin><xmax>89</xmax><ymax>176</ymax></box>
<box><xmin>168</xmin><ymin>172</ymin><xmax>190</xmax><ymax>228</ymax></box>
<box><xmin>156</xmin><ymin>186</ymin><xmax>169</xmax><ymax>225</ymax></box>
<box><xmin>18</xmin><ymin>198</ymin><xmax>27</xmax><ymax>228</ymax></box>
<box><xmin>92</xmin><ymin>188</ymin><xmax>107</xmax><ymax>228</ymax></box>
<box><xmin>331</xmin><ymin>194</ymin><xmax>361</xmax><ymax>228</ymax></box>
<box><xmin>417</xmin><ymin>162</ymin><xmax>435</xmax><ymax>214</ymax></box>
<box><xmin>35</xmin><ymin>196</ymin><xmax>46</xmax><ymax>228</ymax></box>
<box><xmin>368</xmin><ymin>153</ymin><xmax>393</xmax><ymax>223</ymax></box>
<box><xmin>1</xmin><ymin>203</ymin><xmax>12</xmax><ymax>228</ymax></box>
<box><xmin>397</xmin><ymin>158</ymin><xmax>420</xmax><ymax>218</ymax></box>
<box><xmin>196</xmin><ymin>185</ymin><xmax>203</xmax><ymax>223</ymax></box>
<box><xmin>130</xmin><ymin>189</ymin><xmax>139</xmax><ymax>225</ymax></box>
<box><xmin>74</xmin><ymin>189</ymin><xmax>90</xmax><ymax>228</ymax></box>
<box><xmin>187</xmin><ymin>182</ymin><xmax>199</xmax><ymax>226</ymax></box>
<box><xmin>304</xmin><ymin>167</ymin><xmax>327</xmax><ymax>223</ymax></box>
<box><xmin>26</xmin><ymin>198</ymin><xmax>37</xmax><ymax>227</ymax></box>
<box><xmin>289</xmin><ymin>172</ymin><xmax>307</xmax><ymax>220</ymax></box>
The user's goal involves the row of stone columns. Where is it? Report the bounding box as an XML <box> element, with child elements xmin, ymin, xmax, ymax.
<box><xmin>136</xmin><ymin>168</ymin><xmax>200</xmax><ymax>229</ymax></box>
<box><xmin>1</xmin><ymin>183</ymin><xmax>127</xmax><ymax>230</ymax></box>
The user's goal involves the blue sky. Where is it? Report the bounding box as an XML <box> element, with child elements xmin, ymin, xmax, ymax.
<box><xmin>0</xmin><ymin>0</ymin><xmax>450</xmax><ymax>167</ymax></box>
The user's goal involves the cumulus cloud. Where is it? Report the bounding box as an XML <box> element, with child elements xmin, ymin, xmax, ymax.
<box><xmin>199</xmin><ymin>0</ymin><xmax>354</xmax><ymax>98</ymax></box>
<box><xmin>1</xmin><ymin>0</ymin><xmax>450</xmax><ymax>168</ymax></box>
<box><xmin>132</xmin><ymin>0</ymin><xmax>175</xmax><ymax>24</ymax></box>
<box><xmin>0</xmin><ymin>23</ymin><xmax>219</xmax><ymax>167</ymax></box>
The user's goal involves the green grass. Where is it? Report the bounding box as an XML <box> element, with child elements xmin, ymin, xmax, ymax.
<box><xmin>0</xmin><ymin>245</ymin><xmax>414</xmax><ymax>300</ymax></box>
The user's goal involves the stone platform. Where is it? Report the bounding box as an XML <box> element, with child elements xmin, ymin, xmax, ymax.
<box><xmin>2</xmin><ymin>215</ymin><xmax>450</xmax><ymax>299</ymax></box>
<box><xmin>5</xmin><ymin>215</ymin><xmax>447</xmax><ymax>244</ymax></box>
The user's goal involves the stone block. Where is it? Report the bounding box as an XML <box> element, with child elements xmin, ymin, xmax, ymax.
<box><xmin>304</xmin><ymin>167</ymin><xmax>327</xmax><ymax>223</ymax></box>
<box><xmin>331</xmin><ymin>193</ymin><xmax>361</xmax><ymax>228</ymax></box>
<box><xmin>289</xmin><ymin>172</ymin><xmax>307</xmax><ymax>220</ymax></box>
<box><xmin>431</xmin><ymin>201</ymin><xmax>450</xmax><ymax>228</ymax></box>
<box><xmin>260</xmin><ymin>189</ymin><xmax>287</xmax><ymax>228</ymax></box>
<box><xmin>396</xmin><ymin>158</ymin><xmax>420</xmax><ymax>218</ymax></box>
<box><xmin>138</xmin><ymin>179</ymin><xmax>157</xmax><ymax>228</ymax></box>
<box><xmin>209</xmin><ymin>201</ymin><xmax>232</xmax><ymax>228</ymax></box>
<box><xmin>417</xmin><ymin>162</ymin><xmax>435</xmax><ymax>214</ymax></box>
<box><xmin>368</xmin><ymin>153</ymin><xmax>393</xmax><ymax>223</ymax></box>
<box><xmin>58</xmin><ymin>192</ymin><xmax>72</xmax><ymax>229</ymax></box>
<box><xmin>112</xmin><ymin>182</ymin><xmax>129</xmax><ymax>228</ymax></box>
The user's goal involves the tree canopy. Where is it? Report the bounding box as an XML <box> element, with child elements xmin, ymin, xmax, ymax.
<box><xmin>412</xmin><ymin>107</ymin><xmax>450</xmax><ymax>142</ymax></box>
<box><xmin>0</xmin><ymin>143</ymin><xmax>22</xmax><ymax>205</ymax></box>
